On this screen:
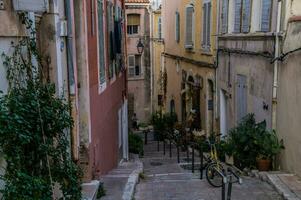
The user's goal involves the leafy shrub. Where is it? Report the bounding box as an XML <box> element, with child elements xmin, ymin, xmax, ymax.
<box><xmin>129</xmin><ymin>133</ymin><xmax>144</xmax><ymax>156</ymax></box>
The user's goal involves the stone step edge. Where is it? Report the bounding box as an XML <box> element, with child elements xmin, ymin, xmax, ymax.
<box><xmin>81</xmin><ymin>180</ymin><xmax>100</xmax><ymax>200</ymax></box>
<box><xmin>122</xmin><ymin>160</ymin><xmax>144</xmax><ymax>200</ymax></box>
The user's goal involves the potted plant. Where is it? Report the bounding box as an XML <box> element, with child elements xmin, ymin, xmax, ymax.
<box><xmin>256</xmin><ymin>130</ymin><xmax>284</xmax><ymax>171</ymax></box>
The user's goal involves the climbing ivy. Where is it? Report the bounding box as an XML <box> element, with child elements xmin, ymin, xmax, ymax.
<box><xmin>0</xmin><ymin>12</ymin><xmax>82</xmax><ymax>199</ymax></box>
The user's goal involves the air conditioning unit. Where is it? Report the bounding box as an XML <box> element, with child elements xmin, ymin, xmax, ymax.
<box><xmin>13</xmin><ymin>0</ymin><xmax>49</xmax><ymax>12</ymax></box>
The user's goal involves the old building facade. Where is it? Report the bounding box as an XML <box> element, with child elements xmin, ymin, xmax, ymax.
<box><xmin>125</xmin><ymin>0</ymin><xmax>151</xmax><ymax>125</ymax></box>
<box><xmin>217</xmin><ymin>0</ymin><xmax>278</xmax><ymax>136</ymax></box>
<box><xmin>160</xmin><ymin>0</ymin><xmax>218</xmax><ymax>135</ymax></box>
<box><xmin>0</xmin><ymin>0</ymin><xmax>129</xmax><ymax>185</ymax></box>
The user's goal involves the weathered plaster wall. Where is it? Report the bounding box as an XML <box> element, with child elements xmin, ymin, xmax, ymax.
<box><xmin>217</xmin><ymin>38</ymin><xmax>274</xmax><ymax>130</ymax></box>
<box><xmin>277</xmin><ymin>20</ymin><xmax>301</xmax><ymax>177</ymax></box>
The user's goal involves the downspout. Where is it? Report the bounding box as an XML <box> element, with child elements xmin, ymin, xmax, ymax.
<box><xmin>65</xmin><ymin>0</ymin><xmax>80</xmax><ymax>161</ymax></box>
<box><xmin>215</xmin><ymin>0</ymin><xmax>220</xmax><ymax>128</ymax></box>
<box><xmin>150</xmin><ymin>7</ymin><xmax>154</xmax><ymax>114</ymax></box>
<box><xmin>272</xmin><ymin>0</ymin><xmax>282</xmax><ymax>130</ymax></box>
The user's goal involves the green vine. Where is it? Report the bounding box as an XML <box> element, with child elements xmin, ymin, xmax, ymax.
<box><xmin>0</xmin><ymin>12</ymin><xmax>82</xmax><ymax>199</ymax></box>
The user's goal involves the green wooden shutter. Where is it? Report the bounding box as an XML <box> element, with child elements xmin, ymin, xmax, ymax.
<box><xmin>175</xmin><ymin>11</ymin><xmax>180</xmax><ymax>43</ymax></box>
<box><xmin>185</xmin><ymin>5</ymin><xmax>194</xmax><ymax>48</ymax></box>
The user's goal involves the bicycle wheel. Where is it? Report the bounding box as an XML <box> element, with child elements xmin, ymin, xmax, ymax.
<box><xmin>206</xmin><ymin>162</ymin><xmax>224</xmax><ymax>187</ymax></box>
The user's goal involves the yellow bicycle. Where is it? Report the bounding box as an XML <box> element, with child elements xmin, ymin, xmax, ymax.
<box><xmin>205</xmin><ymin>134</ymin><xmax>224</xmax><ymax>187</ymax></box>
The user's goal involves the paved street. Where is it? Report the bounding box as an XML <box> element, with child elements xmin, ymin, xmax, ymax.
<box><xmin>134</xmin><ymin>135</ymin><xmax>283</xmax><ymax>200</ymax></box>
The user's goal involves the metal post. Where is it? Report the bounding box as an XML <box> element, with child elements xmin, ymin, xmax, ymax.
<box><xmin>200</xmin><ymin>146</ymin><xmax>203</xmax><ymax>179</ymax></box>
<box><xmin>144</xmin><ymin>131</ymin><xmax>147</xmax><ymax>145</ymax></box>
<box><xmin>192</xmin><ymin>144</ymin><xmax>195</xmax><ymax>173</ymax></box>
<box><xmin>222</xmin><ymin>178</ymin><xmax>226</xmax><ymax>200</ymax></box>
<box><xmin>163</xmin><ymin>140</ymin><xmax>166</xmax><ymax>155</ymax></box>
<box><xmin>227</xmin><ymin>175</ymin><xmax>233</xmax><ymax>200</ymax></box>
<box><xmin>177</xmin><ymin>145</ymin><xmax>180</xmax><ymax>163</ymax></box>
<box><xmin>169</xmin><ymin>140</ymin><xmax>172</xmax><ymax>158</ymax></box>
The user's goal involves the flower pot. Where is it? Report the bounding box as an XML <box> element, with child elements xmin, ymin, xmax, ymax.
<box><xmin>257</xmin><ymin>158</ymin><xmax>271</xmax><ymax>171</ymax></box>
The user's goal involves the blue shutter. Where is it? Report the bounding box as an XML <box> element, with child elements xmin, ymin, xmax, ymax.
<box><xmin>175</xmin><ymin>11</ymin><xmax>180</xmax><ymax>42</ymax></box>
<box><xmin>202</xmin><ymin>3</ymin><xmax>207</xmax><ymax>46</ymax></box>
<box><xmin>234</xmin><ymin>0</ymin><xmax>242</xmax><ymax>33</ymax></box>
<box><xmin>242</xmin><ymin>0</ymin><xmax>251</xmax><ymax>33</ymax></box>
<box><xmin>221</xmin><ymin>0</ymin><xmax>229</xmax><ymax>34</ymax></box>
<box><xmin>261</xmin><ymin>0</ymin><xmax>272</xmax><ymax>32</ymax></box>
<box><xmin>207</xmin><ymin>2</ymin><xmax>211</xmax><ymax>47</ymax></box>
<box><xmin>98</xmin><ymin>0</ymin><xmax>105</xmax><ymax>84</ymax></box>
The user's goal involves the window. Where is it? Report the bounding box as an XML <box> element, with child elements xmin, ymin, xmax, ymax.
<box><xmin>127</xmin><ymin>14</ymin><xmax>140</xmax><ymax>35</ymax></box>
<box><xmin>221</xmin><ymin>0</ymin><xmax>229</xmax><ymax>34</ymax></box>
<box><xmin>185</xmin><ymin>5</ymin><xmax>194</xmax><ymax>49</ymax></box>
<box><xmin>98</xmin><ymin>0</ymin><xmax>106</xmax><ymax>87</ymax></box>
<box><xmin>158</xmin><ymin>17</ymin><xmax>162</xmax><ymax>39</ymax></box>
<box><xmin>128</xmin><ymin>55</ymin><xmax>141</xmax><ymax>78</ymax></box>
<box><xmin>234</xmin><ymin>0</ymin><xmax>251</xmax><ymax>33</ymax></box>
<box><xmin>202</xmin><ymin>0</ymin><xmax>211</xmax><ymax>50</ymax></box>
<box><xmin>175</xmin><ymin>11</ymin><xmax>180</xmax><ymax>42</ymax></box>
<box><xmin>260</xmin><ymin>0</ymin><xmax>272</xmax><ymax>32</ymax></box>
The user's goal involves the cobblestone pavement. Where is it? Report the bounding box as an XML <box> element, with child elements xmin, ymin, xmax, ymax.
<box><xmin>134</xmin><ymin>135</ymin><xmax>283</xmax><ymax>200</ymax></box>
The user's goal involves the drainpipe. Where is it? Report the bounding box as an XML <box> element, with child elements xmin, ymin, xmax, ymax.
<box><xmin>149</xmin><ymin>6</ymin><xmax>154</xmax><ymax>114</ymax></box>
<box><xmin>65</xmin><ymin>0</ymin><xmax>80</xmax><ymax>161</ymax></box>
<box><xmin>215</xmin><ymin>0</ymin><xmax>220</xmax><ymax>129</ymax></box>
<box><xmin>272</xmin><ymin>0</ymin><xmax>282</xmax><ymax>130</ymax></box>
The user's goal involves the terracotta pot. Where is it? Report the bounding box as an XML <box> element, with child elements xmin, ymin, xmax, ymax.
<box><xmin>257</xmin><ymin>158</ymin><xmax>271</xmax><ymax>171</ymax></box>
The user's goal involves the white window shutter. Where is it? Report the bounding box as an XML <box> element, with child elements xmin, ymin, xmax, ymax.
<box><xmin>185</xmin><ymin>6</ymin><xmax>194</xmax><ymax>49</ymax></box>
<box><xmin>242</xmin><ymin>0</ymin><xmax>251</xmax><ymax>33</ymax></box>
<box><xmin>261</xmin><ymin>0</ymin><xmax>272</xmax><ymax>32</ymax></box>
<box><xmin>221</xmin><ymin>0</ymin><xmax>229</xmax><ymax>34</ymax></box>
<box><xmin>128</xmin><ymin>56</ymin><xmax>135</xmax><ymax>77</ymax></box>
<box><xmin>234</xmin><ymin>0</ymin><xmax>242</xmax><ymax>33</ymax></box>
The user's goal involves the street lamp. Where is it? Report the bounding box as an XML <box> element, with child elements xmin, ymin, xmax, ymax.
<box><xmin>137</xmin><ymin>39</ymin><xmax>144</xmax><ymax>55</ymax></box>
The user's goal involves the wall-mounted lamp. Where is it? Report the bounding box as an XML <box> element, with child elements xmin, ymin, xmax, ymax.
<box><xmin>137</xmin><ymin>39</ymin><xmax>144</xmax><ymax>55</ymax></box>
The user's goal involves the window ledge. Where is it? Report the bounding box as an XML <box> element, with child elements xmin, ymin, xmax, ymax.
<box><xmin>218</xmin><ymin>32</ymin><xmax>277</xmax><ymax>39</ymax></box>
<box><xmin>128</xmin><ymin>76</ymin><xmax>144</xmax><ymax>81</ymax></box>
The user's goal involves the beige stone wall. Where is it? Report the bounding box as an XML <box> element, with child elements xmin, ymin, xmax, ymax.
<box><xmin>277</xmin><ymin>19</ymin><xmax>301</xmax><ymax>177</ymax></box>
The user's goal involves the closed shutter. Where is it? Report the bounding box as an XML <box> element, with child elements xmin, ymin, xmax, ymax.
<box><xmin>158</xmin><ymin>17</ymin><xmax>162</xmax><ymax>39</ymax></box>
<box><xmin>236</xmin><ymin>75</ymin><xmax>247</xmax><ymax>122</ymax></box>
<box><xmin>202</xmin><ymin>2</ymin><xmax>211</xmax><ymax>49</ymax></box>
<box><xmin>261</xmin><ymin>0</ymin><xmax>272</xmax><ymax>32</ymax></box>
<box><xmin>185</xmin><ymin>5</ymin><xmax>194</xmax><ymax>48</ymax></box>
<box><xmin>234</xmin><ymin>0</ymin><xmax>242</xmax><ymax>33</ymax></box>
<box><xmin>221</xmin><ymin>0</ymin><xmax>229</xmax><ymax>34</ymax></box>
<box><xmin>242</xmin><ymin>0</ymin><xmax>251</xmax><ymax>33</ymax></box>
<box><xmin>98</xmin><ymin>0</ymin><xmax>105</xmax><ymax>84</ymax></box>
<box><xmin>128</xmin><ymin>56</ymin><xmax>135</xmax><ymax>77</ymax></box>
<box><xmin>175</xmin><ymin>11</ymin><xmax>180</xmax><ymax>42</ymax></box>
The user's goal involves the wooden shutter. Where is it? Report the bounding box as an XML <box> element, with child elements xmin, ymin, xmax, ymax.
<box><xmin>127</xmin><ymin>14</ymin><xmax>140</xmax><ymax>26</ymax></box>
<box><xmin>202</xmin><ymin>2</ymin><xmax>211</xmax><ymax>49</ymax></box>
<box><xmin>158</xmin><ymin>17</ymin><xmax>162</xmax><ymax>39</ymax></box>
<box><xmin>128</xmin><ymin>55</ymin><xmax>135</xmax><ymax>77</ymax></box>
<box><xmin>221</xmin><ymin>0</ymin><xmax>229</xmax><ymax>34</ymax></box>
<box><xmin>202</xmin><ymin>3</ymin><xmax>207</xmax><ymax>46</ymax></box>
<box><xmin>261</xmin><ymin>0</ymin><xmax>272</xmax><ymax>32</ymax></box>
<box><xmin>98</xmin><ymin>0</ymin><xmax>105</xmax><ymax>84</ymax></box>
<box><xmin>242</xmin><ymin>0</ymin><xmax>251</xmax><ymax>33</ymax></box>
<box><xmin>175</xmin><ymin>11</ymin><xmax>180</xmax><ymax>42</ymax></box>
<box><xmin>185</xmin><ymin>5</ymin><xmax>194</xmax><ymax>48</ymax></box>
<box><xmin>234</xmin><ymin>0</ymin><xmax>242</xmax><ymax>33</ymax></box>
<box><xmin>206</xmin><ymin>2</ymin><xmax>211</xmax><ymax>47</ymax></box>
<box><xmin>236</xmin><ymin>75</ymin><xmax>247</xmax><ymax>122</ymax></box>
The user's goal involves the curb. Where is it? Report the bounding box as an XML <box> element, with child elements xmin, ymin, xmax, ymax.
<box><xmin>122</xmin><ymin>159</ymin><xmax>144</xmax><ymax>200</ymax></box>
<box><xmin>81</xmin><ymin>180</ymin><xmax>100</xmax><ymax>200</ymax></box>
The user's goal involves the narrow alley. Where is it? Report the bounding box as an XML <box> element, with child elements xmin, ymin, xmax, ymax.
<box><xmin>134</xmin><ymin>132</ymin><xmax>282</xmax><ymax>200</ymax></box>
